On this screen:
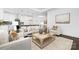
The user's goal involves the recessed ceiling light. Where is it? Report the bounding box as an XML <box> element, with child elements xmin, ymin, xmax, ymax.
<box><xmin>38</xmin><ymin>15</ymin><xmax>45</xmax><ymax>17</ymax></box>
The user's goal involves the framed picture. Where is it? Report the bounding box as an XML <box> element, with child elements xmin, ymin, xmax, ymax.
<box><xmin>55</xmin><ymin>13</ymin><xmax>70</xmax><ymax>24</ymax></box>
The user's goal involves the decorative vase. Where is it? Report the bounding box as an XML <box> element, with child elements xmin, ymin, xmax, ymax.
<box><xmin>39</xmin><ymin>28</ymin><xmax>43</xmax><ymax>34</ymax></box>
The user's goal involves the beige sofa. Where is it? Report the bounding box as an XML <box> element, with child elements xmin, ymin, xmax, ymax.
<box><xmin>0</xmin><ymin>37</ymin><xmax>31</xmax><ymax>50</ymax></box>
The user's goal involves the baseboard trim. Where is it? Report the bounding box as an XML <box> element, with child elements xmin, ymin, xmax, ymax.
<box><xmin>60</xmin><ymin>34</ymin><xmax>79</xmax><ymax>39</ymax></box>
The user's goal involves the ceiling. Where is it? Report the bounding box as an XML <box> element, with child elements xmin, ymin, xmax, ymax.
<box><xmin>31</xmin><ymin>8</ymin><xmax>51</xmax><ymax>12</ymax></box>
<box><xmin>3</xmin><ymin>8</ymin><xmax>55</xmax><ymax>17</ymax></box>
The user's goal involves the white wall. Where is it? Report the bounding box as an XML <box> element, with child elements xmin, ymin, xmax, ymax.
<box><xmin>47</xmin><ymin>8</ymin><xmax>79</xmax><ymax>38</ymax></box>
<box><xmin>0</xmin><ymin>9</ymin><xmax>4</xmax><ymax>19</ymax></box>
<box><xmin>18</xmin><ymin>15</ymin><xmax>32</xmax><ymax>25</ymax></box>
<box><xmin>32</xmin><ymin>16</ymin><xmax>46</xmax><ymax>24</ymax></box>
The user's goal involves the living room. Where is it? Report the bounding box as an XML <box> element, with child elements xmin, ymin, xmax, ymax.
<box><xmin>1</xmin><ymin>0</ymin><xmax>79</xmax><ymax>58</ymax></box>
<box><xmin>32</xmin><ymin>8</ymin><xmax>79</xmax><ymax>50</ymax></box>
<box><xmin>47</xmin><ymin>8</ymin><xmax>79</xmax><ymax>50</ymax></box>
<box><xmin>0</xmin><ymin>8</ymin><xmax>79</xmax><ymax>50</ymax></box>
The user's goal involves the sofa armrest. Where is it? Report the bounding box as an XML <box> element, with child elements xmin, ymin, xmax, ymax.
<box><xmin>0</xmin><ymin>37</ymin><xmax>31</xmax><ymax>50</ymax></box>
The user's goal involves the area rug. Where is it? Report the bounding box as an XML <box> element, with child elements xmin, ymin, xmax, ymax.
<box><xmin>31</xmin><ymin>37</ymin><xmax>73</xmax><ymax>50</ymax></box>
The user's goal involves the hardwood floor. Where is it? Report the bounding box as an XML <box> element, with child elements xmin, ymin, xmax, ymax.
<box><xmin>58</xmin><ymin>34</ymin><xmax>79</xmax><ymax>50</ymax></box>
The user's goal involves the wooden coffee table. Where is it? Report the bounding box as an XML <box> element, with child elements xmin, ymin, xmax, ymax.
<box><xmin>32</xmin><ymin>33</ymin><xmax>55</xmax><ymax>49</ymax></box>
